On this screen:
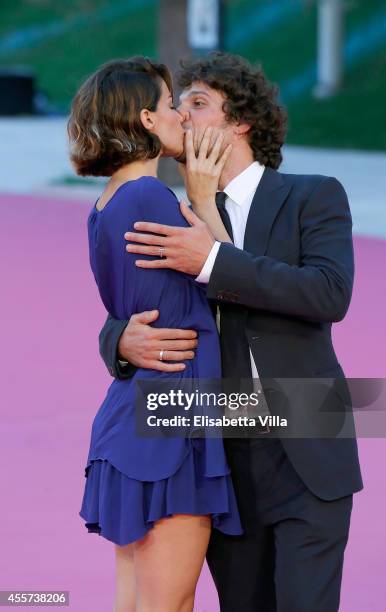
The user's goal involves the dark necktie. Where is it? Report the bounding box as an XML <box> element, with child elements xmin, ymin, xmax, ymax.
<box><xmin>214</xmin><ymin>191</ymin><xmax>253</xmax><ymax>393</ymax></box>
<box><xmin>215</xmin><ymin>191</ymin><xmax>233</xmax><ymax>241</ymax></box>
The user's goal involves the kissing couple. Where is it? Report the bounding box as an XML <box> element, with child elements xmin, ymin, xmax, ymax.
<box><xmin>69</xmin><ymin>51</ymin><xmax>362</xmax><ymax>612</ymax></box>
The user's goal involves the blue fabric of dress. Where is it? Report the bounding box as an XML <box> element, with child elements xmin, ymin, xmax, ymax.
<box><xmin>79</xmin><ymin>176</ymin><xmax>243</xmax><ymax>545</ymax></box>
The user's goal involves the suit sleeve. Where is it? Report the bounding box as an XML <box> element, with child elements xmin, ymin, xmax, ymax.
<box><xmin>98</xmin><ymin>312</ymin><xmax>135</xmax><ymax>379</ymax></box>
<box><xmin>206</xmin><ymin>177</ymin><xmax>354</xmax><ymax>323</ymax></box>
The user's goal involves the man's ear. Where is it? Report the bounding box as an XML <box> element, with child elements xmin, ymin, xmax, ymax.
<box><xmin>234</xmin><ymin>122</ymin><xmax>251</xmax><ymax>137</ymax></box>
<box><xmin>140</xmin><ymin>108</ymin><xmax>156</xmax><ymax>131</ymax></box>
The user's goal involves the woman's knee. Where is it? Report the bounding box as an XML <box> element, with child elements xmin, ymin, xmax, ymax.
<box><xmin>134</xmin><ymin>514</ymin><xmax>211</xmax><ymax>609</ymax></box>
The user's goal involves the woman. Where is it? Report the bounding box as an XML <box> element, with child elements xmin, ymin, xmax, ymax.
<box><xmin>68</xmin><ymin>57</ymin><xmax>242</xmax><ymax>612</ymax></box>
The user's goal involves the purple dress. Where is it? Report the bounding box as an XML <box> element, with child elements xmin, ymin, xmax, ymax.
<box><xmin>79</xmin><ymin>176</ymin><xmax>243</xmax><ymax>545</ymax></box>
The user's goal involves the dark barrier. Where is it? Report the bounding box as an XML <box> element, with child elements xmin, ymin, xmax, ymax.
<box><xmin>0</xmin><ymin>67</ymin><xmax>35</xmax><ymax>115</ymax></box>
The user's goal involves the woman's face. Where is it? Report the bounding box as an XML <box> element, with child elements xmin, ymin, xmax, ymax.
<box><xmin>144</xmin><ymin>79</ymin><xmax>185</xmax><ymax>158</ymax></box>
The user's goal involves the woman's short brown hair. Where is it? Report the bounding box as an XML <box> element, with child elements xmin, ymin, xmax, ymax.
<box><xmin>67</xmin><ymin>56</ymin><xmax>173</xmax><ymax>176</ymax></box>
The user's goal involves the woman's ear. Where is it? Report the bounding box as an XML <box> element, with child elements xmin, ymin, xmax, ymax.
<box><xmin>140</xmin><ymin>108</ymin><xmax>156</xmax><ymax>131</ymax></box>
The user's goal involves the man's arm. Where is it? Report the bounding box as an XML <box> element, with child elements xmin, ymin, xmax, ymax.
<box><xmin>124</xmin><ymin>177</ymin><xmax>353</xmax><ymax>323</ymax></box>
<box><xmin>206</xmin><ymin>177</ymin><xmax>354</xmax><ymax>323</ymax></box>
<box><xmin>99</xmin><ymin>313</ymin><xmax>134</xmax><ymax>379</ymax></box>
<box><xmin>99</xmin><ymin>311</ymin><xmax>199</xmax><ymax>378</ymax></box>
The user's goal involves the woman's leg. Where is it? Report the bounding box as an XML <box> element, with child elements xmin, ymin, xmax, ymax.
<box><xmin>134</xmin><ymin>514</ymin><xmax>211</xmax><ymax>612</ymax></box>
<box><xmin>114</xmin><ymin>542</ymin><xmax>136</xmax><ymax>612</ymax></box>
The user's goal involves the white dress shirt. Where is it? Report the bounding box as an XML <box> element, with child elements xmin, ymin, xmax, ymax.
<box><xmin>196</xmin><ymin>160</ymin><xmax>265</xmax><ymax>379</ymax></box>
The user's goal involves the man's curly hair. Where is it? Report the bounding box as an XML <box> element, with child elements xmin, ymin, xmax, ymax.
<box><xmin>177</xmin><ymin>51</ymin><xmax>287</xmax><ymax>169</ymax></box>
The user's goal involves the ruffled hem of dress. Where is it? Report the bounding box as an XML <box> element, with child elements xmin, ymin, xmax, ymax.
<box><xmin>79</xmin><ymin>443</ymin><xmax>243</xmax><ymax>546</ymax></box>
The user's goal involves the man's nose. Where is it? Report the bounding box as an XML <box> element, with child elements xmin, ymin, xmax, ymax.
<box><xmin>178</xmin><ymin>107</ymin><xmax>190</xmax><ymax>123</ymax></box>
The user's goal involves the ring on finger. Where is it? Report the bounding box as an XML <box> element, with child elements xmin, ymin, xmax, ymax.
<box><xmin>159</xmin><ymin>246</ymin><xmax>165</xmax><ymax>259</ymax></box>
<box><xmin>159</xmin><ymin>350</ymin><xmax>165</xmax><ymax>361</ymax></box>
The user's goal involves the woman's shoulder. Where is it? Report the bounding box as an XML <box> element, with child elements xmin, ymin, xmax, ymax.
<box><xmin>109</xmin><ymin>175</ymin><xmax>179</xmax><ymax>210</ymax></box>
<box><xmin>139</xmin><ymin>175</ymin><xmax>178</xmax><ymax>200</ymax></box>
<box><xmin>137</xmin><ymin>176</ymin><xmax>188</xmax><ymax>227</ymax></box>
<box><xmin>89</xmin><ymin>175</ymin><xmax>187</xmax><ymax>229</ymax></box>
<box><xmin>90</xmin><ymin>176</ymin><xmax>173</xmax><ymax>212</ymax></box>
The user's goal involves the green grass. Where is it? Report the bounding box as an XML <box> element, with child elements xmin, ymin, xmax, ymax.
<box><xmin>0</xmin><ymin>0</ymin><xmax>158</xmax><ymax>110</ymax></box>
<box><xmin>1</xmin><ymin>0</ymin><xmax>385</xmax><ymax>150</ymax></box>
<box><xmin>50</xmin><ymin>174</ymin><xmax>105</xmax><ymax>186</ymax></box>
<box><xmin>285</xmin><ymin>47</ymin><xmax>386</xmax><ymax>150</ymax></box>
<box><xmin>226</xmin><ymin>0</ymin><xmax>318</xmax><ymax>84</ymax></box>
<box><xmin>225</xmin><ymin>0</ymin><xmax>386</xmax><ymax>150</ymax></box>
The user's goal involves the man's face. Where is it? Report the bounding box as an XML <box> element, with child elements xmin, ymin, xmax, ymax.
<box><xmin>177</xmin><ymin>81</ymin><xmax>233</xmax><ymax>143</ymax></box>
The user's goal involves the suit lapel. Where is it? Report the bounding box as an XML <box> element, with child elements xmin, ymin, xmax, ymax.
<box><xmin>243</xmin><ymin>167</ymin><xmax>292</xmax><ymax>255</ymax></box>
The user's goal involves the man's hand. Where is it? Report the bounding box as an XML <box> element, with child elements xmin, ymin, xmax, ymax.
<box><xmin>124</xmin><ymin>203</ymin><xmax>215</xmax><ymax>275</ymax></box>
<box><xmin>118</xmin><ymin>309</ymin><xmax>198</xmax><ymax>372</ymax></box>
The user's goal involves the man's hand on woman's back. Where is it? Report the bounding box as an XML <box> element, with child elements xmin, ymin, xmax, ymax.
<box><xmin>118</xmin><ymin>309</ymin><xmax>198</xmax><ymax>372</ymax></box>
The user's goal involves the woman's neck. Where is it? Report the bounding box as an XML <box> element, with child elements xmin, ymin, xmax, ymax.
<box><xmin>110</xmin><ymin>157</ymin><xmax>159</xmax><ymax>185</ymax></box>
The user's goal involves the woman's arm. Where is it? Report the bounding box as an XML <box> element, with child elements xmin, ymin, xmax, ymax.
<box><xmin>191</xmin><ymin>196</ymin><xmax>231</xmax><ymax>243</ymax></box>
<box><xmin>181</xmin><ymin>127</ymin><xmax>232</xmax><ymax>243</ymax></box>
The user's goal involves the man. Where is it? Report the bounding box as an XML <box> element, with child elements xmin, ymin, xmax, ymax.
<box><xmin>98</xmin><ymin>52</ymin><xmax>362</xmax><ymax>611</ymax></box>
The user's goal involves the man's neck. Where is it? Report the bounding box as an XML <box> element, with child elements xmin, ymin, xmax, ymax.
<box><xmin>219</xmin><ymin>148</ymin><xmax>256</xmax><ymax>191</ymax></box>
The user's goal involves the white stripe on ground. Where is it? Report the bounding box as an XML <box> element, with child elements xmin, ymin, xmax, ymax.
<box><xmin>0</xmin><ymin>117</ymin><xmax>385</xmax><ymax>239</ymax></box>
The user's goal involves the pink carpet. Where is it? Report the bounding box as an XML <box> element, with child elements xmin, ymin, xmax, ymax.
<box><xmin>0</xmin><ymin>192</ymin><xmax>385</xmax><ymax>611</ymax></box>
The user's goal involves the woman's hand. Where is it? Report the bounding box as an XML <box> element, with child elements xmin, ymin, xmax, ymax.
<box><xmin>182</xmin><ymin>126</ymin><xmax>232</xmax><ymax>213</ymax></box>
<box><xmin>179</xmin><ymin>126</ymin><xmax>233</xmax><ymax>244</ymax></box>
